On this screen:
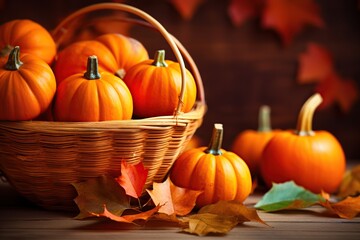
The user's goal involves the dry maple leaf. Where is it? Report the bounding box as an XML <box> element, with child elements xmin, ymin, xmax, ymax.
<box><xmin>228</xmin><ymin>0</ymin><xmax>264</xmax><ymax>26</ymax></box>
<box><xmin>262</xmin><ymin>0</ymin><xmax>324</xmax><ymax>45</ymax></box>
<box><xmin>181</xmin><ymin>213</ymin><xmax>239</xmax><ymax>236</ymax></box>
<box><xmin>338</xmin><ymin>165</ymin><xmax>360</xmax><ymax>198</ymax></box>
<box><xmin>199</xmin><ymin>200</ymin><xmax>267</xmax><ymax>225</ymax></box>
<box><xmin>116</xmin><ymin>161</ymin><xmax>148</xmax><ymax>199</ymax></box>
<box><xmin>72</xmin><ymin>175</ymin><xmax>130</xmax><ymax>219</ymax></box>
<box><xmin>90</xmin><ymin>204</ymin><xmax>162</xmax><ymax>224</ymax></box>
<box><xmin>147</xmin><ymin>177</ymin><xmax>202</xmax><ymax>216</ymax></box>
<box><xmin>320</xmin><ymin>196</ymin><xmax>360</xmax><ymax>219</ymax></box>
<box><xmin>169</xmin><ymin>0</ymin><xmax>206</xmax><ymax>20</ymax></box>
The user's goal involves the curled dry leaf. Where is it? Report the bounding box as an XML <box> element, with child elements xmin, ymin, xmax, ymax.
<box><xmin>90</xmin><ymin>205</ymin><xmax>162</xmax><ymax>224</ymax></box>
<box><xmin>338</xmin><ymin>165</ymin><xmax>360</xmax><ymax>198</ymax></box>
<box><xmin>320</xmin><ymin>196</ymin><xmax>360</xmax><ymax>219</ymax></box>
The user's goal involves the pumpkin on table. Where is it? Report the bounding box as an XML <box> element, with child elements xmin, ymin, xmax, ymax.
<box><xmin>123</xmin><ymin>49</ymin><xmax>197</xmax><ymax>118</ymax></box>
<box><xmin>170</xmin><ymin>124</ymin><xmax>252</xmax><ymax>207</ymax></box>
<box><xmin>0</xmin><ymin>19</ymin><xmax>56</xmax><ymax>64</ymax></box>
<box><xmin>54</xmin><ymin>55</ymin><xmax>133</xmax><ymax>122</ymax></box>
<box><xmin>260</xmin><ymin>93</ymin><xmax>346</xmax><ymax>193</ymax></box>
<box><xmin>54</xmin><ymin>33</ymin><xmax>148</xmax><ymax>84</ymax></box>
<box><xmin>232</xmin><ymin>105</ymin><xmax>276</xmax><ymax>177</ymax></box>
<box><xmin>0</xmin><ymin>46</ymin><xmax>56</xmax><ymax>121</ymax></box>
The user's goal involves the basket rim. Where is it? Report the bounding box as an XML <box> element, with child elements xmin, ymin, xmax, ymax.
<box><xmin>0</xmin><ymin>101</ymin><xmax>206</xmax><ymax>131</ymax></box>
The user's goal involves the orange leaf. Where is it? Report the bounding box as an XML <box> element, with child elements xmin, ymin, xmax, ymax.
<box><xmin>91</xmin><ymin>205</ymin><xmax>162</xmax><ymax>224</ymax></box>
<box><xmin>338</xmin><ymin>164</ymin><xmax>360</xmax><ymax>199</ymax></box>
<box><xmin>72</xmin><ymin>175</ymin><xmax>130</xmax><ymax>219</ymax></box>
<box><xmin>262</xmin><ymin>0</ymin><xmax>324</xmax><ymax>45</ymax></box>
<box><xmin>297</xmin><ymin>43</ymin><xmax>334</xmax><ymax>84</ymax></box>
<box><xmin>228</xmin><ymin>0</ymin><xmax>264</xmax><ymax>26</ymax></box>
<box><xmin>169</xmin><ymin>0</ymin><xmax>206</xmax><ymax>20</ymax></box>
<box><xmin>199</xmin><ymin>200</ymin><xmax>268</xmax><ymax>226</ymax></box>
<box><xmin>116</xmin><ymin>161</ymin><xmax>148</xmax><ymax>199</ymax></box>
<box><xmin>320</xmin><ymin>196</ymin><xmax>360</xmax><ymax>219</ymax></box>
<box><xmin>147</xmin><ymin>177</ymin><xmax>202</xmax><ymax>216</ymax></box>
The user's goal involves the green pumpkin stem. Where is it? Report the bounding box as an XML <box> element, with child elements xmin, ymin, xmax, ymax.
<box><xmin>295</xmin><ymin>93</ymin><xmax>323</xmax><ymax>136</ymax></box>
<box><xmin>205</xmin><ymin>123</ymin><xmax>223</xmax><ymax>155</ymax></box>
<box><xmin>152</xmin><ymin>50</ymin><xmax>168</xmax><ymax>67</ymax></box>
<box><xmin>258</xmin><ymin>105</ymin><xmax>271</xmax><ymax>132</ymax></box>
<box><xmin>5</xmin><ymin>46</ymin><xmax>23</xmax><ymax>70</ymax></box>
<box><xmin>84</xmin><ymin>55</ymin><xmax>101</xmax><ymax>80</ymax></box>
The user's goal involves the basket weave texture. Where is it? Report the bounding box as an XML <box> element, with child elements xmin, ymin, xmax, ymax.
<box><xmin>0</xmin><ymin>3</ymin><xmax>206</xmax><ymax>210</ymax></box>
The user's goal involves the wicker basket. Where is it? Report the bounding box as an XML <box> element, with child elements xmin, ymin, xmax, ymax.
<box><xmin>0</xmin><ymin>3</ymin><xmax>206</xmax><ymax>210</ymax></box>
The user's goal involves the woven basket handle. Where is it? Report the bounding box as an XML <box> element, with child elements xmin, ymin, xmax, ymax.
<box><xmin>52</xmin><ymin>3</ymin><xmax>205</xmax><ymax>116</ymax></box>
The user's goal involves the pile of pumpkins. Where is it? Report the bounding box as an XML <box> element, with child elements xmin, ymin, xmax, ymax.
<box><xmin>0</xmin><ymin>19</ymin><xmax>197</xmax><ymax>121</ymax></box>
<box><xmin>170</xmin><ymin>94</ymin><xmax>346</xmax><ymax>208</ymax></box>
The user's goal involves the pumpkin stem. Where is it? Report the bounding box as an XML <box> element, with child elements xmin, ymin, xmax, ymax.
<box><xmin>295</xmin><ymin>93</ymin><xmax>323</xmax><ymax>136</ymax></box>
<box><xmin>152</xmin><ymin>50</ymin><xmax>168</xmax><ymax>67</ymax></box>
<box><xmin>258</xmin><ymin>105</ymin><xmax>271</xmax><ymax>132</ymax></box>
<box><xmin>84</xmin><ymin>55</ymin><xmax>101</xmax><ymax>80</ymax></box>
<box><xmin>205</xmin><ymin>123</ymin><xmax>223</xmax><ymax>155</ymax></box>
<box><xmin>5</xmin><ymin>46</ymin><xmax>23</xmax><ymax>70</ymax></box>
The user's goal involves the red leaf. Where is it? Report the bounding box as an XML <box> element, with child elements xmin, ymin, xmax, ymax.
<box><xmin>297</xmin><ymin>43</ymin><xmax>334</xmax><ymax>84</ymax></box>
<box><xmin>262</xmin><ymin>0</ymin><xmax>324</xmax><ymax>45</ymax></box>
<box><xmin>316</xmin><ymin>73</ymin><xmax>359</xmax><ymax>113</ymax></box>
<box><xmin>116</xmin><ymin>161</ymin><xmax>148</xmax><ymax>199</ymax></box>
<box><xmin>169</xmin><ymin>0</ymin><xmax>206</xmax><ymax>20</ymax></box>
<box><xmin>147</xmin><ymin>177</ymin><xmax>202</xmax><ymax>216</ymax></box>
<box><xmin>228</xmin><ymin>0</ymin><xmax>264</xmax><ymax>26</ymax></box>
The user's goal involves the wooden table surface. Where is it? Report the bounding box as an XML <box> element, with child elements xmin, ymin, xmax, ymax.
<box><xmin>1</xmin><ymin>179</ymin><xmax>359</xmax><ymax>240</ymax></box>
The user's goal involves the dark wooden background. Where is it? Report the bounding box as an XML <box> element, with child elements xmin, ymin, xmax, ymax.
<box><xmin>1</xmin><ymin>0</ymin><xmax>359</xmax><ymax>159</ymax></box>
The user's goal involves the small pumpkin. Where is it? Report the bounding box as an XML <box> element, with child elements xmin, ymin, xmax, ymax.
<box><xmin>170</xmin><ymin>124</ymin><xmax>252</xmax><ymax>207</ymax></box>
<box><xmin>0</xmin><ymin>46</ymin><xmax>56</xmax><ymax>120</ymax></box>
<box><xmin>260</xmin><ymin>93</ymin><xmax>346</xmax><ymax>193</ymax></box>
<box><xmin>123</xmin><ymin>49</ymin><xmax>197</xmax><ymax>118</ymax></box>
<box><xmin>54</xmin><ymin>33</ymin><xmax>148</xmax><ymax>84</ymax></box>
<box><xmin>0</xmin><ymin>19</ymin><xmax>56</xmax><ymax>64</ymax></box>
<box><xmin>232</xmin><ymin>105</ymin><xmax>276</xmax><ymax>176</ymax></box>
<box><xmin>54</xmin><ymin>55</ymin><xmax>133</xmax><ymax>122</ymax></box>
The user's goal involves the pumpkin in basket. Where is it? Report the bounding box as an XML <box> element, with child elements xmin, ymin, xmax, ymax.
<box><xmin>0</xmin><ymin>19</ymin><xmax>56</xmax><ymax>64</ymax></box>
<box><xmin>0</xmin><ymin>46</ymin><xmax>56</xmax><ymax>120</ymax></box>
<box><xmin>232</xmin><ymin>105</ymin><xmax>276</xmax><ymax>177</ymax></box>
<box><xmin>54</xmin><ymin>55</ymin><xmax>133</xmax><ymax>121</ymax></box>
<box><xmin>54</xmin><ymin>33</ymin><xmax>148</xmax><ymax>84</ymax></box>
<box><xmin>170</xmin><ymin>124</ymin><xmax>252</xmax><ymax>207</ymax></box>
<box><xmin>123</xmin><ymin>49</ymin><xmax>197</xmax><ymax>118</ymax></box>
<box><xmin>260</xmin><ymin>94</ymin><xmax>346</xmax><ymax>193</ymax></box>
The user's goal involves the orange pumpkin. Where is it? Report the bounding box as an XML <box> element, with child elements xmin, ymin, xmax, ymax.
<box><xmin>170</xmin><ymin>124</ymin><xmax>252</xmax><ymax>207</ymax></box>
<box><xmin>232</xmin><ymin>105</ymin><xmax>276</xmax><ymax>176</ymax></box>
<box><xmin>54</xmin><ymin>33</ymin><xmax>148</xmax><ymax>84</ymax></box>
<box><xmin>0</xmin><ymin>19</ymin><xmax>56</xmax><ymax>64</ymax></box>
<box><xmin>54</xmin><ymin>55</ymin><xmax>133</xmax><ymax>121</ymax></box>
<box><xmin>0</xmin><ymin>46</ymin><xmax>56</xmax><ymax>120</ymax></box>
<box><xmin>260</xmin><ymin>94</ymin><xmax>346</xmax><ymax>193</ymax></box>
<box><xmin>123</xmin><ymin>49</ymin><xmax>197</xmax><ymax>118</ymax></box>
